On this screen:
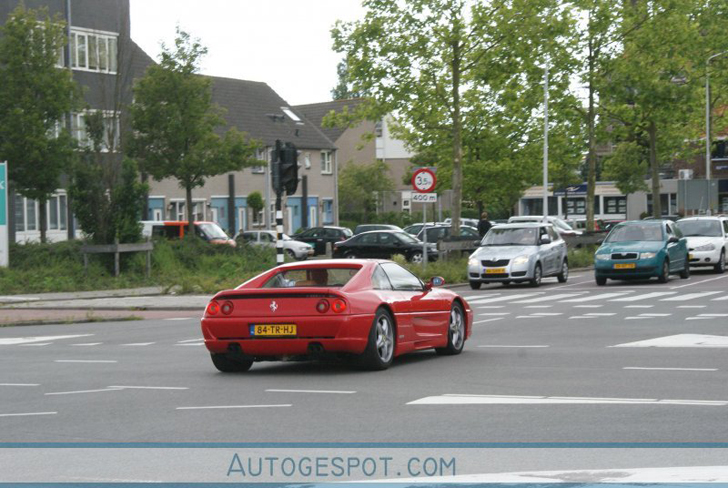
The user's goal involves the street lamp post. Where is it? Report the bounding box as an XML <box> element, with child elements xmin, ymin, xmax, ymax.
<box><xmin>543</xmin><ymin>63</ymin><xmax>549</xmax><ymax>221</ymax></box>
<box><xmin>706</xmin><ymin>51</ymin><xmax>728</xmax><ymax>216</ymax></box>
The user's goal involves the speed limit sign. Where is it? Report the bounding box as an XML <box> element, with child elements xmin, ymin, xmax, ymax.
<box><xmin>411</xmin><ymin>168</ymin><xmax>436</xmax><ymax>193</ymax></box>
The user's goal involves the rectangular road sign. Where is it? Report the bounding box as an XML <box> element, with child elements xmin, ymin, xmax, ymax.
<box><xmin>411</xmin><ymin>192</ymin><xmax>437</xmax><ymax>203</ymax></box>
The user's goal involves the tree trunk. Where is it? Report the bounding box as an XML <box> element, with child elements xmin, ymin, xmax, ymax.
<box><xmin>141</xmin><ymin>172</ymin><xmax>149</xmax><ymax>221</ymax></box>
<box><xmin>648</xmin><ymin>121</ymin><xmax>661</xmax><ymax>218</ymax></box>
<box><xmin>585</xmin><ymin>29</ymin><xmax>597</xmax><ymax>233</ymax></box>
<box><xmin>185</xmin><ymin>185</ymin><xmax>195</xmax><ymax>238</ymax></box>
<box><xmin>39</xmin><ymin>199</ymin><xmax>47</xmax><ymax>244</ymax></box>
<box><xmin>451</xmin><ymin>40</ymin><xmax>463</xmax><ymax>234</ymax></box>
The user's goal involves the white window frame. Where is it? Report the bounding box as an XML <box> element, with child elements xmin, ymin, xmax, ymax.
<box><xmin>169</xmin><ymin>199</ymin><xmax>205</xmax><ymax>222</ymax></box>
<box><xmin>321</xmin><ymin>151</ymin><xmax>332</xmax><ymax>175</ymax></box>
<box><xmin>14</xmin><ymin>193</ymin><xmax>67</xmax><ymax>233</ymax></box>
<box><xmin>70</xmin><ymin>27</ymin><xmax>118</xmax><ymax>74</ymax></box>
<box><xmin>71</xmin><ymin>110</ymin><xmax>121</xmax><ymax>152</ymax></box>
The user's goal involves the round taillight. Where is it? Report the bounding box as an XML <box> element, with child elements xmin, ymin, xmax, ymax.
<box><xmin>221</xmin><ymin>301</ymin><xmax>234</xmax><ymax>315</ymax></box>
<box><xmin>332</xmin><ymin>299</ymin><xmax>347</xmax><ymax>313</ymax></box>
<box><xmin>316</xmin><ymin>299</ymin><xmax>330</xmax><ymax>313</ymax></box>
<box><xmin>206</xmin><ymin>301</ymin><xmax>220</xmax><ymax>316</ymax></box>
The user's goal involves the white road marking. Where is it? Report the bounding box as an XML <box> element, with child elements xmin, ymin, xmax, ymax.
<box><xmin>408</xmin><ymin>393</ymin><xmax>728</xmax><ymax>406</ymax></box>
<box><xmin>686</xmin><ymin>317</ymin><xmax>716</xmax><ymax>321</ymax></box>
<box><xmin>0</xmin><ymin>296</ymin><xmax>40</xmax><ymax>301</ymax></box>
<box><xmin>474</xmin><ymin>293</ymin><xmax>544</xmax><ymax>304</ymax></box>
<box><xmin>121</xmin><ymin>342</ymin><xmax>156</xmax><ymax>346</ymax></box>
<box><xmin>585</xmin><ymin>313</ymin><xmax>616</xmax><ymax>316</ymax></box>
<box><xmin>108</xmin><ymin>386</ymin><xmax>189</xmax><ymax>390</ymax></box>
<box><xmin>177</xmin><ymin>338</ymin><xmax>204</xmax><ymax>343</ymax></box>
<box><xmin>524</xmin><ymin>305</ymin><xmax>552</xmax><ymax>309</ymax></box>
<box><xmin>712</xmin><ymin>295</ymin><xmax>728</xmax><ymax>301</ymax></box>
<box><xmin>265</xmin><ymin>389</ymin><xmax>355</xmax><ymax>394</ymax></box>
<box><xmin>472</xmin><ymin>318</ymin><xmax>504</xmax><ymax>324</ymax></box>
<box><xmin>624</xmin><ymin>305</ymin><xmax>654</xmax><ymax>308</ymax></box>
<box><xmin>461</xmin><ymin>293</ymin><xmax>498</xmax><ymax>300</ymax></box>
<box><xmin>516</xmin><ymin>315</ymin><xmax>541</xmax><ymax>319</ymax></box>
<box><xmin>475</xmin><ymin>305</ymin><xmax>505</xmax><ymax>309</ymax></box>
<box><xmin>569</xmin><ymin>316</ymin><xmax>596</xmax><ymax>319</ymax></box>
<box><xmin>529</xmin><ymin>312</ymin><xmax>562</xmax><ymax>316</ymax></box>
<box><xmin>625</xmin><ymin>316</ymin><xmax>653</xmax><ymax>320</ymax></box>
<box><xmin>612</xmin><ymin>292</ymin><xmax>677</xmax><ymax>302</ymax></box>
<box><xmin>677</xmin><ymin>305</ymin><xmax>706</xmax><ymax>309</ymax></box>
<box><xmin>463</xmin><ymin>294</ymin><xmax>502</xmax><ymax>303</ymax></box>
<box><xmin>0</xmin><ymin>383</ymin><xmax>39</xmax><ymax>387</ymax></box>
<box><xmin>613</xmin><ymin>334</ymin><xmax>728</xmax><ymax>348</ymax></box>
<box><xmin>477</xmin><ymin>345</ymin><xmax>549</xmax><ymax>348</ymax></box>
<box><xmin>164</xmin><ymin>317</ymin><xmax>195</xmax><ymax>321</ymax></box>
<box><xmin>624</xmin><ymin>367</ymin><xmax>718</xmax><ymax>372</ymax></box>
<box><xmin>0</xmin><ymin>334</ymin><xmax>93</xmax><ymax>345</ymax></box>
<box><xmin>176</xmin><ymin>404</ymin><xmax>292</xmax><ymax>410</ymax></box>
<box><xmin>639</xmin><ymin>313</ymin><xmax>671</xmax><ymax>317</ymax></box>
<box><xmin>573</xmin><ymin>304</ymin><xmax>603</xmax><ymax>308</ymax></box>
<box><xmin>0</xmin><ymin>412</ymin><xmax>57</xmax><ymax>418</ymax></box>
<box><xmin>670</xmin><ymin>274</ymin><xmax>728</xmax><ymax>289</ymax></box>
<box><xmin>45</xmin><ymin>388</ymin><xmax>123</xmax><ymax>396</ymax></box>
<box><xmin>476</xmin><ymin>313</ymin><xmax>510</xmax><ymax>316</ymax></box>
<box><xmin>661</xmin><ymin>291</ymin><xmax>722</xmax><ymax>301</ymax></box>
<box><xmin>511</xmin><ymin>293</ymin><xmax>586</xmax><ymax>304</ymax></box>
<box><xmin>19</xmin><ymin>343</ymin><xmax>52</xmax><ymax>347</ymax></box>
<box><xmin>71</xmin><ymin>343</ymin><xmax>103</xmax><ymax>346</ymax></box>
<box><xmin>698</xmin><ymin>313</ymin><xmax>728</xmax><ymax>317</ymax></box>
<box><xmin>562</xmin><ymin>292</ymin><xmax>632</xmax><ymax>303</ymax></box>
<box><xmin>175</xmin><ymin>343</ymin><xmax>204</xmax><ymax>346</ymax></box>
<box><xmin>54</xmin><ymin>360</ymin><xmax>118</xmax><ymax>363</ymax></box>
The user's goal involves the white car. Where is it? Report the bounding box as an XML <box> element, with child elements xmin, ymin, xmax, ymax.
<box><xmin>235</xmin><ymin>230</ymin><xmax>313</xmax><ymax>260</ymax></box>
<box><xmin>675</xmin><ymin>216</ymin><xmax>728</xmax><ymax>273</ymax></box>
<box><xmin>508</xmin><ymin>216</ymin><xmax>582</xmax><ymax>237</ymax></box>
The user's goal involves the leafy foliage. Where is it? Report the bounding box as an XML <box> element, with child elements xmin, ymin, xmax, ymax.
<box><xmin>602</xmin><ymin>141</ymin><xmax>649</xmax><ymax>196</ymax></box>
<box><xmin>0</xmin><ymin>5</ymin><xmax>81</xmax><ymax>242</ymax></box>
<box><xmin>339</xmin><ymin>160</ymin><xmax>395</xmax><ymax>219</ymax></box>
<box><xmin>130</xmin><ymin>28</ymin><xmax>261</xmax><ymax>235</ymax></box>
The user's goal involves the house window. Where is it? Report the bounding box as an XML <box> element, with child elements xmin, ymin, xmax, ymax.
<box><xmin>565</xmin><ymin>197</ymin><xmax>586</xmax><ymax>215</ymax></box>
<box><xmin>70</xmin><ymin>111</ymin><xmax>121</xmax><ymax>151</ymax></box>
<box><xmin>647</xmin><ymin>193</ymin><xmax>677</xmax><ymax>216</ymax></box>
<box><xmin>603</xmin><ymin>196</ymin><xmax>626</xmax><ymax>214</ymax></box>
<box><xmin>321</xmin><ymin>151</ymin><xmax>332</xmax><ymax>174</ymax></box>
<box><xmin>322</xmin><ymin>199</ymin><xmax>334</xmax><ymax>224</ymax></box>
<box><xmin>71</xmin><ymin>30</ymin><xmax>118</xmax><ymax>73</ymax></box>
<box><xmin>170</xmin><ymin>201</ymin><xmax>204</xmax><ymax>222</ymax></box>
<box><xmin>252</xmin><ymin>148</ymin><xmax>267</xmax><ymax>174</ymax></box>
<box><xmin>14</xmin><ymin>194</ymin><xmax>67</xmax><ymax>232</ymax></box>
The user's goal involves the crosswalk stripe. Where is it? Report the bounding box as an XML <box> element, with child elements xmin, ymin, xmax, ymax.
<box><xmin>474</xmin><ymin>293</ymin><xmax>543</xmax><ymax>305</ymax></box>
<box><xmin>562</xmin><ymin>292</ymin><xmax>632</xmax><ymax>303</ymax></box>
<box><xmin>463</xmin><ymin>294</ymin><xmax>501</xmax><ymax>303</ymax></box>
<box><xmin>712</xmin><ymin>295</ymin><xmax>728</xmax><ymax>301</ymax></box>
<box><xmin>611</xmin><ymin>292</ymin><xmax>677</xmax><ymax>302</ymax></box>
<box><xmin>511</xmin><ymin>293</ymin><xmax>586</xmax><ymax>304</ymax></box>
<box><xmin>660</xmin><ymin>292</ymin><xmax>722</xmax><ymax>302</ymax></box>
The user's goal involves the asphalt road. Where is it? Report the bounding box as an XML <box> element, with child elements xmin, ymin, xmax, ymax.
<box><xmin>1</xmin><ymin>269</ymin><xmax>728</xmax><ymax>480</ymax></box>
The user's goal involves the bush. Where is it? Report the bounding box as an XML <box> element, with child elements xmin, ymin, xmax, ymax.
<box><xmin>568</xmin><ymin>245</ymin><xmax>596</xmax><ymax>269</ymax></box>
<box><xmin>392</xmin><ymin>254</ymin><xmax>469</xmax><ymax>285</ymax></box>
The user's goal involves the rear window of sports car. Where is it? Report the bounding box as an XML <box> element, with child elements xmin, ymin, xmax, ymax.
<box><xmin>262</xmin><ymin>267</ymin><xmax>361</xmax><ymax>288</ymax></box>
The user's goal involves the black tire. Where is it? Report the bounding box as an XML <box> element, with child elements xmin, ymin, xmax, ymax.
<box><xmin>409</xmin><ymin>251</ymin><xmax>424</xmax><ymax>264</ymax></box>
<box><xmin>529</xmin><ymin>263</ymin><xmax>542</xmax><ymax>287</ymax></box>
<box><xmin>657</xmin><ymin>259</ymin><xmax>670</xmax><ymax>283</ymax></box>
<box><xmin>436</xmin><ymin>302</ymin><xmax>466</xmax><ymax>356</ymax></box>
<box><xmin>715</xmin><ymin>250</ymin><xmax>726</xmax><ymax>274</ymax></box>
<box><xmin>557</xmin><ymin>260</ymin><xmax>569</xmax><ymax>283</ymax></box>
<box><xmin>502</xmin><ymin>281</ymin><xmax>511</xmax><ymax>286</ymax></box>
<box><xmin>210</xmin><ymin>353</ymin><xmax>253</xmax><ymax>373</ymax></box>
<box><xmin>358</xmin><ymin>308</ymin><xmax>395</xmax><ymax>371</ymax></box>
<box><xmin>285</xmin><ymin>249</ymin><xmax>296</xmax><ymax>260</ymax></box>
<box><xmin>595</xmin><ymin>276</ymin><xmax>607</xmax><ymax>286</ymax></box>
<box><xmin>679</xmin><ymin>255</ymin><xmax>690</xmax><ymax>279</ymax></box>
<box><xmin>469</xmin><ymin>281</ymin><xmax>481</xmax><ymax>290</ymax></box>
<box><xmin>344</xmin><ymin>252</ymin><xmax>357</xmax><ymax>259</ymax></box>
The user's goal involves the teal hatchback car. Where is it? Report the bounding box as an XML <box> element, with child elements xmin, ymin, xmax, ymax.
<box><xmin>594</xmin><ymin>220</ymin><xmax>690</xmax><ymax>286</ymax></box>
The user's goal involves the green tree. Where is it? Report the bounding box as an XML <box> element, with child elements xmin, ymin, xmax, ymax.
<box><xmin>332</xmin><ymin>0</ymin><xmax>570</xmax><ymax>232</ymax></box>
<box><xmin>130</xmin><ymin>28</ymin><xmax>260</xmax><ymax>236</ymax></box>
<box><xmin>0</xmin><ymin>5</ymin><xmax>80</xmax><ymax>243</ymax></box>
<box><xmin>338</xmin><ymin>160</ymin><xmax>394</xmax><ymax>219</ymax></box>
<box><xmin>247</xmin><ymin>191</ymin><xmax>264</xmax><ymax>227</ymax></box>
<box><xmin>602</xmin><ymin>140</ymin><xmax>649</xmax><ymax>198</ymax></box>
<box><xmin>69</xmin><ymin>112</ymin><xmax>148</xmax><ymax>244</ymax></box>
<box><xmin>331</xmin><ymin>59</ymin><xmax>360</xmax><ymax>100</ymax></box>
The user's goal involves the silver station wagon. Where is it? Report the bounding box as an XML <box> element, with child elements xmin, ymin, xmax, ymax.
<box><xmin>467</xmin><ymin>223</ymin><xmax>569</xmax><ymax>289</ymax></box>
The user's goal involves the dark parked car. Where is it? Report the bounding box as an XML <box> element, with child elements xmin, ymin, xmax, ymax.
<box><xmin>353</xmin><ymin>224</ymin><xmax>403</xmax><ymax>235</ymax></box>
<box><xmin>292</xmin><ymin>226</ymin><xmax>353</xmax><ymax>255</ymax></box>
<box><xmin>333</xmin><ymin>231</ymin><xmax>438</xmax><ymax>263</ymax></box>
<box><xmin>403</xmin><ymin>222</ymin><xmax>439</xmax><ymax>236</ymax></box>
<box><xmin>415</xmin><ymin>225</ymin><xmax>481</xmax><ymax>253</ymax></box>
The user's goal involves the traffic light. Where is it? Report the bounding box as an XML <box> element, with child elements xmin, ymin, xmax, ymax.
<box><xmin>271</xmin><ymin>140</ymin><xmax>299</xmax><ymax>196</ymax></box>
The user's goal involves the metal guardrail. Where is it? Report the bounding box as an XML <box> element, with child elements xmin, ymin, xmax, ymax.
<box><xmin>81</xmin><ymin>241</ymin><xmax>154</xmax><ymax>277</ymax></box>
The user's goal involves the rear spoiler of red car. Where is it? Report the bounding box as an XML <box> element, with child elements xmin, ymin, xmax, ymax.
<box><xmin>213</xmin><ymin>289</ymin><xmax>344</xmax><ymax>301</ymax></box>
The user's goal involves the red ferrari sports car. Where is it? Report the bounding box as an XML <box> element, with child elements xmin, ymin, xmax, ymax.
<box><xmin>201</xmin><ymin>259</ymin><xmax>473</xmax><ymax>371</ymax></box>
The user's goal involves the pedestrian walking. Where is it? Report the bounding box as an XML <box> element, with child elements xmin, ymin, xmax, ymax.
<box><xmin>478</xmin><ymin>211</ymin><xmax>492</xmax><ymax>238</ymax></box>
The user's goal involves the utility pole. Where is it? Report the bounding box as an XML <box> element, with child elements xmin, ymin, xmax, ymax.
<box><xmin>543</xmin><ymin>63</ymin><xmax>549</xmax><ymax>221</ymax></box>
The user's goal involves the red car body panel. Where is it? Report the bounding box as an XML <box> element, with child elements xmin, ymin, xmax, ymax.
<box><xmin>200</xmin><ymin>260</ymin><xmax>473</xmax><ymax>360</ymax></box>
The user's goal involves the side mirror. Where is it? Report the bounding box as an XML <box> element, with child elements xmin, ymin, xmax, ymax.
<box><xmin>425</xmin><ymin>276</ymin><xmax>446</xmax><ymax>291</ymax></box>
<box><xmin>539</xmin><ymin>237</ymin><xmax>552</xmax><ymax>245</ymax></box>
<box><xmin>668</xmin><ymin>236</ymin><xmax>679</xmax><ymax>244</ymax></box>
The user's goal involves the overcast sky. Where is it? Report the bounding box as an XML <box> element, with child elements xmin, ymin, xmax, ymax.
<box><xmin>129</xmin><ymin>0</ymin><xmax>365</xmax><ymax>106</ymax></box>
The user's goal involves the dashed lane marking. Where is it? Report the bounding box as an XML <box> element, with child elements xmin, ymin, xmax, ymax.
<box><xmin>71</xmin><ymin>343</ymin><xmax>103</xmax><ymax>346</ymax></box>
<box><xmin>573</xmin><ymin>305</ymin><xmax>603</xmax><ymax>308</ymax></box>
<box><xmin>164</xmin><ymin>317</ymin><xmax>195</xmax><ymax>321</ymax></box>
<box><xmin>472</xmin><ymin>318</ymin><xmax>504</xmax><ymax>325</ymax></box>
<box><xmin>45</xmin><ymin>388</ymin><xmax>123</xmax><ymax>396</ymax></box>
<box><xmin>477</xmin><ymin>345</ymin><xmax>550</xmax><ymax>348</ymax></box>
<box><xmin>19</xmin><ymin>343</ymin><xmax>52</xmax><ymax>347</ymax></box>
<box><xmin>265</xmin><ymin>389</ymin><xmax>355</xmax><ymax>394</ymax></box>
<box><xmin>121</xmin><ymin>342</ymin><xmax>156</xmax><ymax>346</ymax></box>
<box><xmin>0</xmin><ymin>334</ymin><xmax>93</xmax><ymax>346</ymax></box>
<box><xmin>407</xmin><ymin>394</ymin><xmax>728</xmax><ymax>406</ymax></box>
<box><xmin>624</xmin><ymin>305</ymin><xmax>654</xmax><ymax>308</ymax></box>
<box><xmin>624</xmin><ymin>367</ymin><xmax>718</xmax><ymax>372</ymax></box>
<box><xmin>562</xmin><ymin>292</ymin><xmax>632</xmax><ymax>303</ymax></box>
<box><xmin>661</xmin><ymin>291</ymin><xmax>722</xmax><ymax>302</ymax></box>
<box><xmin>176</xmin><ymin>404</ymin><xmax>292</xmax><ymax>410</ymax></box>
<box><xmin>474</xmin><ymin>293</ymin><xmax>544</xmax><ymax>305</ymax></box>
<box><xmin>612</xmin><ymin>334</ymin><xmax>728</xmax><ymax>348</ymax></box>
<box><xmin>108</xmin><ymin>386</ymin><xmax>189</xmax><ymax>390</ymax></box>
<box><xmin>0</xmin><ymin>412</ymin><xmax>57</xmax><ymax>418</ymax></box>
<box><xmin>612</xmin><ymin>292</ymin><xmax>677</xmax><ymax>302</ymax></box>
<box><xmin>54</xmin><ymin>360</ymin><xmax>118</xmax><ymax>364</ymax></box>
<box><xmin>511</xmin><ymin>293</ymin><xmax>587</xmax><ymax>304</ymax></box>
<box><xmin>0</xmin><ymin>383</ymin><xmax>39</xmax><ymax>387</ymax></box>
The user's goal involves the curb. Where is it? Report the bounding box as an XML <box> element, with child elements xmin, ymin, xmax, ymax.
<box><xmin>0</xmin><ymin>316</ymin><xmax>144</xmax><ymax>328</ymax></box>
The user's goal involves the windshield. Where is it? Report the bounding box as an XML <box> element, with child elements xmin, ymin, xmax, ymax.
<box><xmin>343</xmin><ymin>228</ymin><xmax>353</xmax><ymax>238</ymax></box>
<box><xmin>395</xmin><ymin>232</ymin><xmax>420</xmax><ymax>244</ymax></box>
<box><xmin>606</xmin><ymin>223</ymin><xmax>663</xmax><ymax>242</ymax></box>
<box><xmin>552</xmin><ymin>218</ymin><xmax>574</xmax><ymax>231</ymax></box>
<box><xmin>282</xmin><ymin>234</ymin><xmax>293</xmax><ymax>241</ymax></box>
<box><xmin>197</xmin><ymin>223</ymin><xmax>229</xmax><ymax>240</ymax></box>
<box><xmin>262</xmin><ymin>267</ymin><xmax>360</xmax><ymax>288</ymax></box>
<box><xmin>676</xmin><ymin>220</ymin><xmax>722</xmax><ymax>237</ymax></box>
<box><xmin>481</xmin><ymin>227</ymin><xmax>538</xmax><ymax>246</ymax></box>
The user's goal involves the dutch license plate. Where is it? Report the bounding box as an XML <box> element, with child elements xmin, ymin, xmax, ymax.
<box><xmin>250</xmin><ymin>324</ymin><xmax>297</xmax><ymax>337</ymax></box>
<box><xmin>689</xmin><ymin>253</ymin><xmax>694</xmax><ymax>260</ymax></box>
<box><xmin>614</xmin><ymin>263</ymin><xmax>636</xmax><ymax>269</ymax></box>
<box><xmin>485</xmin><ymin>268</ymin><xmax>506</xmax><ymax>274</ymax></box>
